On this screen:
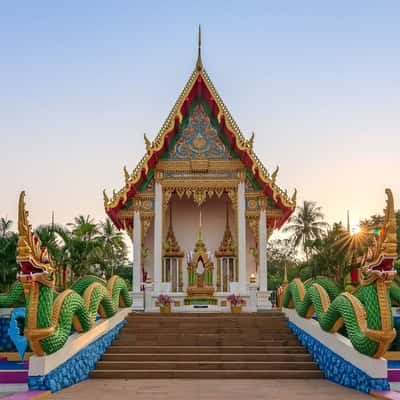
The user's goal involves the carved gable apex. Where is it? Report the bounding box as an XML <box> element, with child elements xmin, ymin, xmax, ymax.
<box><xmin>166</xmin><ymin>103</ymin><xmax>232</xmax><ymax>161</ymax></box>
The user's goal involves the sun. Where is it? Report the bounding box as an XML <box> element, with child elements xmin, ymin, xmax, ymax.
<box><xmin>351</xmin><ymin>225</ymin><xmax>362</xmax><ymax>235</ymax></box>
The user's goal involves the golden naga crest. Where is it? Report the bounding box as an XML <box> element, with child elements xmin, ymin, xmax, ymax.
<box><xmin>16</xmin><ymin>191</ymin><xmax>55</xmax><ymax>276</ymax></box>
<box><xmin>362</xmin><ymin>188</ymin><xmax>398</xmax><ymax>273</ymax></box>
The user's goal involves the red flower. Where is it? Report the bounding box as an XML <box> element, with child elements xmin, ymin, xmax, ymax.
<box><xmin>157</xmin><ymin>294</ymin><xmax>173</xmax><ymax>306</ymax></box>
<box><xmin>227</xmin><ymin>294</ymin><xmax>245</xmax><ymax>306</ymax></box>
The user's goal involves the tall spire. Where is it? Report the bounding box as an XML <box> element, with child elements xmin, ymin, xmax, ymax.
<box><xmin>346</xmin><ymin>210</ymin><xmax>350</xmax><ymax>234</ymax></box>
<box><xmin>225</xmin><ymin>201</ymin><xmax>230</xmax><ymax>229</ymax></box>
<box><xmin>196</xmin><ymin>25</ymin><xmax>203</xmax><ymax>71</ymax></box>
<box><xmin>198</xmin><ymin>206</ymin><xmax>203</xmax><ymax>241</ymax></box>
<box><xmin>283</xmin><ymin>265</ymin><xmax>288</xmax><ymax>285</ymax></box>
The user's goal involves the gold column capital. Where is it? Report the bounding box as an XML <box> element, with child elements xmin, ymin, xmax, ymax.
<box><xmin>259</xmin><ymin>198</ymin><xmax>267</xmax><ymax>210</ymax></box>
<box><xmin>238</xmin><ymin>170</ymin><xmax>246</xmax><ymax>183</ymax></box>
<box><xmin>155</xmin><ymin>170</ymin><xmax>164</xmax><ymax>182</ymax></box>
<box><xmin>133</xmin><ymin>199</ymin><xmax>141</xmax><ymax>212</ymax></box>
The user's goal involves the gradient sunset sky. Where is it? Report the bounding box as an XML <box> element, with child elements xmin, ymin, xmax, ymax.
<box><xmin>1</xmin><ymin>1</ymin><xmax>399</xmax><ymax>235</ymax></box>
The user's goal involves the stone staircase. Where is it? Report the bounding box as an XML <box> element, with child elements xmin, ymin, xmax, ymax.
<box><xmin>90</xmin><ymin>312</ymin><xmax>323</xmax><ymax>379</ymax></box>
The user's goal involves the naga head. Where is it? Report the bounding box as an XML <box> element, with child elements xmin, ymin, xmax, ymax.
<box><xmin>361</xmin><ymin>189</ymin><xmax>398</xmax><ymax>282</ymax></box>
<box><xmin>16</xmin><ymin>192</ymin><xmax>55</xmax><ymax>283</ymax></box>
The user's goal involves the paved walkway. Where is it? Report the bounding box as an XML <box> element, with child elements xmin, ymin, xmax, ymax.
<box><xmin>49</xmin><ymin>379</ymin><xmax>370</xmax><ymax>400</ymax></box>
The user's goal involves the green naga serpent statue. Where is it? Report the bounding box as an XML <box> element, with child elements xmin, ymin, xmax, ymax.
<box><xmin>12</xmin><ymin>191</ymin><xmax>132</xmax><ymax>356</ymax></box>
<box><xmin>0</xmin><ymin>281</ymin><xmax>25</xmax><ymax>308</ymax></box>
<box><xmin>283</xmin><ymin>188</ymin><xmax>398</xmax><ymax>358</ymax></box>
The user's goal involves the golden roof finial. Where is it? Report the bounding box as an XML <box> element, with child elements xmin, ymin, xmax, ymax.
<box><xmin>247</xmin><ymin>132</ymin><xmax>255</xmax><ymax>151</ymax></box>
<box><xmin>144</xmin><ymin>133</ymin><xmax>151</xmax><ymax>152</ymax></box>
<box><xmin>103</xmin><ymin>189</ymin><xmax>109</xmax><ymax>206</ymax></box>
<box><xmin>196</xmin><ymin>25</ymin><xmax>203</xmax><ymax>71</ymax></box>
<box><xmin>291</xmin><ymin>188</ymin><xmax>297</xmax><ymax>203</ymax></box>
<box><xmin>271</xmin><ymin>166</ymin><xmax>279</xmax><ymax>184</ymax></box>
<box><xmin>123</xmin><ymin>166</ymin><xmax>130</xmax><ymax>185</ymax></box>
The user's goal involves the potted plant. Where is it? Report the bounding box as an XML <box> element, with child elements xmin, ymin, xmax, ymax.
<box><xmin>227</xmin><ymin>294</ymin><xmax>245</xmax><ymax>313</ymax></box>
<box><xmin>157</xmin><ymin>294</ymin><xmax>173</xmax><ymax>313</ymax></box>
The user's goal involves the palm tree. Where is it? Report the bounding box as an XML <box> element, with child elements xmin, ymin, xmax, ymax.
<box><xmin>0</xmin><ymin>232</ymin><xmax>18</xmax><ymax>289</ymax></box>
<box><xmin>284</xmin><ymin>201</ymin><xmax>329</xmax><ymax>261</ymax></box>
<box><xmin>0</xmin><ymin>218</ymin><xmax>13</xmax><ymax>238</ymax></box>
<box><xmin>99</xmin><ymin>219</ymin><xmax>128</xmax><ymax>277</ymax></box>
<box><xmin>0</xmin><ymin>218</ymin><xmax>17</xmax><ymax>289</ymax></box>
<box><xmin>68</xmin><ymin>215</ymin><xmax>99</xmax><ymax>240</ymax></box>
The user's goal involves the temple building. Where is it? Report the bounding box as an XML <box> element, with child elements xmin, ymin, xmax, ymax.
<box><xmin>103</xmin><ymin>30</ymin><xmax>296</xmax><ymax>311</ymax></box>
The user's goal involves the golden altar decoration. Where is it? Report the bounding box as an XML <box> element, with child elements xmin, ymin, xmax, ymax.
<box><xmin>215</xmin><ymin>203</ymin><xmax>237</xmax><ymax>292</ymax></box>
<box><xmin>163</xmin><ymin>205</ymin><xmax>184</xmax><ymax>292</ymax></box>
<box><xmin>186</xmin><ymin>208</ymin><xmax>215</xmax><ymax>297</ymax></box>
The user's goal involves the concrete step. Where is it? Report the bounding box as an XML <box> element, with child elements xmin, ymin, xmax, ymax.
<box><xmin>112</xmin><ymin>337</ymin><xmax>300</xmax><ymax>346</ymax></box>
<box><xmin>106</xmin><ymin>345</ymin><xmax>308</xmax><ymax>354</ymax></box>
<box><xmin>122</xmin><ymin>326</ymin><xmax>291</xmax><ymax>333</ymax></box>
<box><xmin>118</xmin><ymin>329</ymin><xmax>293</xmax><ymax>340</ymax></box>
<box><xmin>90</xmin><ymin>369</ymin><xmax>324</xmax><ymax>379</ymax></box>
<box><xmin>101</xmin><ymin>353</ymin><xmax>314</xmax><ymax>362</ymax></box>
<box><xmin>127</xmin><ymin>312</ymin><xmax>286</xmax><ymax>318</ymax></box>
<box><xmin>91</xmin><ymin>313</ymin><xmax>321</xmax><ymax>380</ymax></box>
<box><xmin>95</xmin><ymin>361</ymin><xmax>319</xmax><ymax>371</ymax></box>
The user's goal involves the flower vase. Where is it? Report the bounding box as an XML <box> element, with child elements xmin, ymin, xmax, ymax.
<box><xmin>231</xmin><ymin>305</ymin><xmax>242</xmax><ymax>314</ymax></box>
<box><xmin>160</xmin><ymin>304</ymin><xmax>171</xmax><ymax>314</ymax></box>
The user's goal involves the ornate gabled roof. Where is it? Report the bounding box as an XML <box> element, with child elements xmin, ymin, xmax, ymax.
<box><xmin>104</xmin><ymin>28</ymin><xmax>296</xmax><ymax>229</ymax></box>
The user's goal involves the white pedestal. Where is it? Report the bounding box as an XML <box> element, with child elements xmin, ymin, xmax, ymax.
<box><xmin>143</xmin><ymin>283</ymin><xmax>154</xmax><ymax>312</ymax></box>
<box><xmin>257</xmin><ymin>291</ymin><xmax>272</xmax><ymax>310</ymax></box>
<box><xmin>131</xmin><ymin>291</ymin><xmax>144</xmax><ymax>311</ymax></box>
<box><xmin>247</xmin><ymin>283</ymin><xmax>258</xmax><ymax>312</ymax></box>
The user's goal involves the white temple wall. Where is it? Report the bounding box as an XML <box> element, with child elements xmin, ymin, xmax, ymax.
<box><xmin>245</xmin><ymin>222</ymin><xmax>257</xmax><ymax>282</ymax></box>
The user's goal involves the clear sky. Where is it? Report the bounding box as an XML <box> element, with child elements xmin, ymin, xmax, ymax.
<box><xmin>1</xmin><ymin>1</ymin><xmax>399</xmax><ymax>234</ymax></box>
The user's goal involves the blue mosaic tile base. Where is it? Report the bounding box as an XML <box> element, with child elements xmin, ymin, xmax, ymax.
<box><xmin>28</xmin><ymin>320</ymin><xmax>126</xmax><ymax>392</ymax></box>
<box><xmin>288</xmin><ymin>321</ymin><xmax>390</xmax><ymax>393</ymax></box>
<box><xmin>0</xmin><ymin>317</ymin><xmax>17</xmax><ymax>352</ymax></box>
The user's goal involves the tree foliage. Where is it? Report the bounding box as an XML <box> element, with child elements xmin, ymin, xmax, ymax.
<box><xmin>0</xmin><ymin>219</ymin><xmax>18</xmax><ymax>291</ymax></box>
<box><xmin>283</xmin><ymin>201</ymin><xmax>329</xmax><ymax>261</ymax></box>
<box><xmin>0</xmin><ymin>215</ymin><xmax>129</xmax><ymax>291</ymax></box>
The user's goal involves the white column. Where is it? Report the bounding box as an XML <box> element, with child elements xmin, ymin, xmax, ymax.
<box><xmin>258</xmin><ymin>208</ymin><xmax>268</xmax><ymax>291</ymax></box>
<box><xmin>153</xmin><ymin>181</ymin><xmax>163</xmax><ymax>293</ymax></box>
<box><xmin>132</xmin><ymin>209</ymin><xmax>142</xmax><ymax>293</ymax></box>
<box><xmin>237</xmin><ymin>181</ymin><xmax>247</xmax><ymax>293</ymax></box>
<box><xmin>131</xmin><ymin>208</ymin><xmax>144</xmax><ymax>310</ymax></box>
